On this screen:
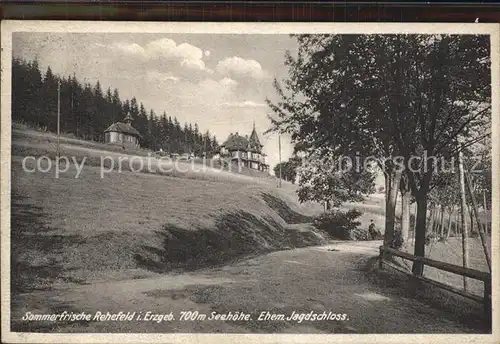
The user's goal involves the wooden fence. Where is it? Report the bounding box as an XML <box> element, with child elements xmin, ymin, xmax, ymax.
<box><xmin>378</xmin><ymin>246</ymin><xmax>491</xmax><ymax>319</ymax></box>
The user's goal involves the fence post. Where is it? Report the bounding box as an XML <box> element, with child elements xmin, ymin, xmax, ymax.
<box><xmin>379</xmin><ymin>246</ymin><xmax>384</xmax><ymax>270</ymax></box>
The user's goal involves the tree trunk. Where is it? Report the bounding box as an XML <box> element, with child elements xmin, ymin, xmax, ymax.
<box><xmin>401</xmin><ymin>188</ymin><xmax>411</xmax><ymax>249</ymax></box>
<box><xmin>439</xmin><ymin>205</ymin><xmax>445</xmax><ymax>237</ymax></box>
<box><xmin>412</xmin><ymin>202</ymin><xmax>418</xmax><ymax>243</ymax></box>
<box><xmin>432</xmin><ymin>206</ymin><xmax>438</xmax><ymax>234</ymax></box>
<box><xmin>483</xmin><ymin>190</ymin><xmax>489</xmax><ymax>234</ymax></box>
<box><xmin>384</xmin><ymin>170</ymin><xmax>402</xmax><ymax>247</ymax></box>
<box><xmin>483</xmin><ymin>190</ymin><xmax>488</xmax><ymax>211</ymax></box>
<box><xmin>465</xmin><ymin>172</ymin><xmax>492</xmax><ymax>272</ymax></box>
<box><xmin>412</xmin><ymin>194</ymin><xmax>427</xmax><ymax>276</ymax></box>
<box><xmin>399</xmin><ymin>174</ymin><xmax>411</xmax><ymax>249</ymax></box>
<box><xmin>435</xmin><ymin>206</ymin><xmax>441</xmax><ymax>234</ymax></box>
<box><xmin>458</xmin><ymin>150</ymin><xmax>469</xmax><ymax>291</ymax></box>
<box><xmin>467</xmin><ymin>204</ymin><xmax>475</xmax><ymax>235</ymax></box>
<box><xmin>428</xmin><ymin>204</ymin><xmax>435</xmax><ymax>235</ymax></box>
<box><xmin>445</xmin><ymin>209</ymin><xmax>453</xmax><ymax>239</ymax></box>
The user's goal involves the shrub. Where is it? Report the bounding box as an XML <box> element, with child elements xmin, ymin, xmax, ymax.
<box><xmin>425</xmin><ymin>232</ymin><xmax>438</xmax><ymax>245</ymax></box>
<box><xmin>312</xmin><ymin>209</ymin><xmax>363</xmax><ymax>240</ymax></box>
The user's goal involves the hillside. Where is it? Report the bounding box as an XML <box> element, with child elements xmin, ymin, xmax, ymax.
<box><xmin>11</xmin><ymin>128</ymin><xmax>327</xmax><ymax>292</ymax></box>
<box><xmin>12</xmin><ymin>127</ymin><xmax>275</xmax><ymax>183</ymax></box>
<box><xmin>11</xmin><ymin>128</ymin><xmax>490</xmax><ymax>297</ymax></box>
<box><xmin>12</xmin><ymin>58</ymin><xmax>221</xmax><ymax>155</ymax></box>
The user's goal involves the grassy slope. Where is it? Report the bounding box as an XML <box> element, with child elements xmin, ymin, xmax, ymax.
<box><xmin>11</xmin><ymin>129</ymin><xmax>327</xmax><ymax>292</ymax></box>
<box><xmin>11</xmin><ymin>128</ymin><xmax>491</xmax><ymax>296</ymax></box>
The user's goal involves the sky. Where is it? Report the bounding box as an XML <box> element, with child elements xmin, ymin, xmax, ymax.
<box><xmin>13</xmin><ymin>32</ymin><xmax>298</xmax><ymax>172</ymax></box>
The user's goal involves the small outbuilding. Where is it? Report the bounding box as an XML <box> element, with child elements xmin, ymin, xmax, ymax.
<box><xmin>104</xmin><ymin>112</ymin><xmax>142</xmax><ymax>148</ymax></box>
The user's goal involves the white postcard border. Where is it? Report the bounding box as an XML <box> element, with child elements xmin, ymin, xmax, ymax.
<box><xmin>1</xmin><ymin>20</ymin><xmax>499</xmax><ymax>344</ymax></box>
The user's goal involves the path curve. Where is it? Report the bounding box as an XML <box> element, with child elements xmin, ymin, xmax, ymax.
<box><xmin>11</xmin><ymin>241</ymin><xmax>479</xmax><ymax>333</ymax></box>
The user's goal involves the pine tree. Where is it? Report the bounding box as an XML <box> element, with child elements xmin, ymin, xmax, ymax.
<box><xmin>137</xmin><ymin>103</ymin><xmax>148</xmax><ymax>146</ymax></box>
<box><xmin>148</xmin><ymin>109</ymin><xmax>157</xmax><ymax>150</ymax></box>
<box><xmin>122</xmin><ymin>99</ymin><xmax>131</xmax><ymax>119</ymax></box>
<box><xmin>11</xmin><ymin>57</ymin><xmax>220</xmax><ymax>152</ymax></box>
<box><xmin>28</xmin><ymin>59</ymin><xmax>43</xmax><ymax>126</ymax></box>
<box><xmin>112</xmin><ymin>89</ymin><xmax>121</xmax><ymax>123</ymax></box>
<box><xmin>93</xmin><ymin>81</ymin><xmax>105</xmax><ymax>140</ymax></box>
<box><xmin>42</xmin><ymin>66</ymin><xmax>58</xmax><ymax>131</ymax></box>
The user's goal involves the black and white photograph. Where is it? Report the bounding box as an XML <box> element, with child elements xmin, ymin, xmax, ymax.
<box><xmin>1</xmin><ymin>21</ymin><xmax>498</xmax><ymax>343</ymax></box>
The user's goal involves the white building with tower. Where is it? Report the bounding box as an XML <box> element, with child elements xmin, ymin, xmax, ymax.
<box><xmin>104</xmin><ymin>112</ymin><xmax>142</xmax><ymax>148</ymax></box>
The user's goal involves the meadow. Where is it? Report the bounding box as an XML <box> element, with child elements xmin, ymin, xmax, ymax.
<box><xmin>10</xmin><ymin>128</ymin><xmax>327</xmax><ymax>292</ymax></box>
<box><xmin>10</xmin><ymin>128</ymin><xmax>491</xmax><ymax>299</ymax></box>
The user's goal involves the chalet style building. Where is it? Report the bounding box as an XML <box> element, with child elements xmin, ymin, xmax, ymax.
<box><xmin>220</xmin><ymin>124</ymin><xmax>269</xmax><ymax>172</ymax></box>
<box><xmin>104</xmin><ymin>112</ymin><xmax>142</xmax><ymax>148</ymax></box>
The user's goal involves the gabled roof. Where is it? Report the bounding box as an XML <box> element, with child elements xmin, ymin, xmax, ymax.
<box><xmin>222</xmin><ymin>130</ymin><xmax>264</xmax><ymax>153</ymax></box>
<box><xmin>222</xmin><ymin>133</ymin><xmax>249</xmax><ymax>151</ymax></box>
<box><xmin>104</xmin><ymin>122</ymin><xmax>142</xmax><ymax>138</ymax></box>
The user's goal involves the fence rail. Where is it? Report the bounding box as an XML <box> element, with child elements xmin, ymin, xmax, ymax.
<box><xmin>378</xmin><ymin>246</ymin><xmax>491</xmax><ymax>319</ymax></box>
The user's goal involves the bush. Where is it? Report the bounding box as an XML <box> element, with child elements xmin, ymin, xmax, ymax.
<box><xmin>312</xmin><ymin>209</ymin><xmax>363</xmax><ymax>240</ymax></box>
<box><xmin>425</xmin><ymin>232</ymin><xmax>438</xmax><ymax>245</ymax></box>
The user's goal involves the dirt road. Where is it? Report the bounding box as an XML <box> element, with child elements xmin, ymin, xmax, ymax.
<box><xmin>11</xmin><ymin>241</ymin><xmax>482</xmax><ymax>333</ymax></box>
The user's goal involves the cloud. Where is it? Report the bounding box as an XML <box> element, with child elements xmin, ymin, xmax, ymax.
<box><xmin>197</xmin><ymin>77</ymin><xmax>238</xmax><ymax>93</ymax></box>
<box><xmin>181</xmin><ymin>59</ymin><xmax>213</xmax><ymax>73</ymax></box>
<box><xmin>219</xmin><ymin>77</ymin><xmax>238</xmax><ymax>87</ymax></box>
<box><xmin>146</xmin><ymin>39</ymin><xmax>201</xmax><ymax>60</ymax></box>
<box><xmin>221</xmin><ymin>100</ymin><xmax>267</xmax><ymax>108</ymax></box>
<box><xmin>146</xmin><ymin>70</ymin><xmax>180</xmax><ymax>83</ymax></box>
<box><xmin>107</xmin><ymin>38</ymin><xmax>212</xmax><ymax>75</ymax></box>
<box><xmin>111</xmin><ymin>42</ymin><xmax>147</xmax><ymax>59</ymax></box>
<box><xmin>216</xmin><ymin>56</ymin><xmax>268</xmax><ymax>80</ymax></box>
<box><xmin>166</xmin><ymin>76</ymin><xmax>181</xmax><ymax>82</ymax></box>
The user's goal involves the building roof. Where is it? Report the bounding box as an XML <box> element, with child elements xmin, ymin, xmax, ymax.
<box><xmin>249</xmin><ymin>127</ymin><xmax>262</xmax><ymax>148</ymax></box>
<box><xmin>104</xmin><ymin>122</ymin><xmax>142</xmax><ymax>138</ymax></box>
<box><xmin>222</xmin><ymin>129</ymin><xmax>264</xmax><ymax>153</ymax></box>
<box><xmin>222</xmin><ymin>133</ymin><xmax>249</xmax><ymax>151</ymax></box>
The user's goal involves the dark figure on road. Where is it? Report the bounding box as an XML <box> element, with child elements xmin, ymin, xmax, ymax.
<box><xmin>368</xmin><ymin>220</ymin><xmax>376</xmax><ymax>240</ymax></box>
<box><xmin>368</xmin><ymin>220</ymin><xmax>382</xmax><ymax>240</ymax></box>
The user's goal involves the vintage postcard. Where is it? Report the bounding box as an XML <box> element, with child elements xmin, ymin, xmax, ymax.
<box><xmin>1</xmin><ymin>21</ymin><xmax>499</xmax><ymax>343</ymax></box>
